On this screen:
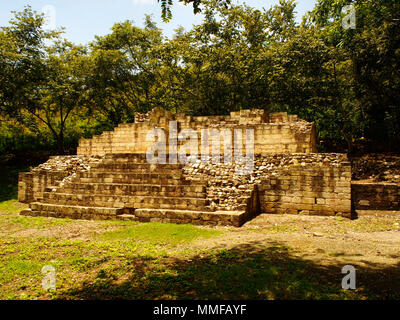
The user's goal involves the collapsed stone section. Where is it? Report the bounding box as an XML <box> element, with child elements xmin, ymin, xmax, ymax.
<box><xmin>18</xmin><ymin>155</ymin><xmax>104</xmax><ymax>203</ymax></box>
<box><xmin>77</xmin><ymin>108</ymin><xmax>317</xmax><ymax>156</ymax></box>
<box><xmin>350</xmin><ymin>155</ymin><xmax>400</xmax><ymax>215</ymax></box>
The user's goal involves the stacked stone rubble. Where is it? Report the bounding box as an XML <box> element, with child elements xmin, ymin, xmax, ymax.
<box><xmin>258</xmin><ymin>154</ymin><xmax>352</xmax><ymax>218</ymax></box>
<box><xmin>18</xmin><ymin>155</ymin><xmax>104</xmax><ymax>203</ymax></box>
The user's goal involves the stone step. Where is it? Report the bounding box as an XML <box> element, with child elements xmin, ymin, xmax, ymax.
<box><xmin>93</xmin><ymin>162</ymin><xmax>183</xmax><ymax>171</ymax></box>
<box><xmin>104</xmin><ymin>153</ymin><xmax>183</xmax><ymax>160</ymax></box>
<box><xmin>355</xmin><ymin>210</ymin><xmax>400</xmax><ymax>216</ymax></box>
<box><xmin>41</xmin><ymin>193</ymin><xmax>209</xmax><ymax>210</ymax></box>
<box><xmin>42</xmin><ymin>192</ymin><xmax>127</xmax><ymax>207</ymax></box>
<box><xmin>74</xmin><ymin>172</ymin><xmax>190</xmax><ymax>185</ymax></box>
<box><xmin>77</xmin><ymin>171</ymin><xmax>186</xmax><ymax>179</ymax></box>
<box><xmin>102</xmin><ymin>153</ymin><xmax>196</xmax><ymax>166</ymax></box>
<box><xmin>90</xmin><ymin>156</ymin><xmax>182</xmax><ymax>165</ymax></box>
<box><xmin>105</xmin><ymin>153</ymin><xmax>147</xmax><ymax>158</ymax></box>
<box><xmin>126</xmin><ymin>197</ymin><xmax>210</xmax><ymax>210</ymax></box>
<box><xmin>103</xmin><ymin>153</ymin><xmax>160</xmax><ymax>163</ymax></box>
<box><xmin>21</xmin><ymin>206</ymin><xmax>248</xmax><ymax>226</ymax></box>
<box><xmin>116</xmin><ymin>214</ymin><xmax>137</xmax><ymax>221</ymax></box>
<box><xmin>121</xmin><ymin>208</ymin><xmax>248</xmax><ymax>227</ymax></box>
<box><xmin>57</xmin><ymin>183</ymin><xmax>206</xmax><ymax>197</ymax></box>
<box><xmin>26</xmin><ymin>202</ymin><xmax>123</xmax><ymax>219</ymax></box>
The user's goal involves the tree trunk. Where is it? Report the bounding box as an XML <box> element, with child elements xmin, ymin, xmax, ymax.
<box><xmin>57</xmin><ymin>129</ymin><xmax>65</xmax><ymax>155</ymax></box>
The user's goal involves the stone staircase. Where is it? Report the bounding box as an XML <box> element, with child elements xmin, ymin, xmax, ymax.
<box><xmin>21</xmin><ymin>154</ymin><xmax>248</xmax><ymax>226</ymax></box>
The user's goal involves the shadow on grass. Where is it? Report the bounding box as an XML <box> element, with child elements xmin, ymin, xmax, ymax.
<box><xmin>56</xmin><ymin>241</ymin><xmax>400</xmax><ymax>300</ymax></box>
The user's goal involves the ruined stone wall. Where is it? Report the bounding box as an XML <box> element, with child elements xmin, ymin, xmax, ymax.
<box><xmin>259</xmin><ymin>154</ymin><xmax>352</xmax><ymax>217</ymax></box>
<box><xmin>183</xmin><ymin>153</ymin><xmax>351</xmax><ymax>218</ymax></box>
<box><xmin>352</xmin><ymin>182</ymin><xmax>400</xmax><ymax>213</ymax></box>
<box><xmin>18</xmin><ymin>171</ymin><xmax>67</xmax><ymax>204</ymax></box>
<box><xmin>18</xmin><ymin>155</ymin><xmax>104</xmax><ymax>203</ymax></box>
<box><xmin>77</xmin><ymin>108</ymin><xmax>317</xmax><ymax>156</ymax></box>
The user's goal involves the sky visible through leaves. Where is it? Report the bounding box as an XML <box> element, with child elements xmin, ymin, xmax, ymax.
<box><xmin>0</xmin><ymin>0</ymin><xmax>317</xmax><ymax>44</ymax></box>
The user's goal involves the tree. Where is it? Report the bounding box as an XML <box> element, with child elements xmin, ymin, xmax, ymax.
<box><xmin>2</xmin><ymin>1</ymin><xmax>399</xmax><ymax>156</ymax></box>
<box><xmin>311</xmin><ymin>0</ymin><xmax>400</xmax><ymax>149</ymax></box>
<box><xmin>39</xmin><ymin>41</ymin><xmax>90</xmax><ymax>153</ymax></box>
<box><xmin>157</xmin><ymin>0</ymin><xmax>274</xmax><ymax>115</ymax></box>
<box><xmin>158</xmin><ymin>0</ymin><xmax>231</xmax><ymax>22</ymax></box>
<box><xmin>88</xmin><ymin>16</ymin><xmax>165</xmax><ymax>125</ymax></box>
<box><xmin>0</xmin><ymin>6</ymin><xmax>59</xmax><ymax>121</ymax></box>
<box><xmin>0</xmin><ymin>7</ymin><xmax>89</xmax><ymax>154</ymax></box>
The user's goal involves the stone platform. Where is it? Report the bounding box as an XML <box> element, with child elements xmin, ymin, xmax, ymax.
<box><xmin>18</xmin><ymin>108</ymin><xmax>357</xmax><ymax>226</ymax></box>
<box><xmin>19</xmin><ymin>153</ymin><xmax>255</xmax><ymax>227</ymax></box>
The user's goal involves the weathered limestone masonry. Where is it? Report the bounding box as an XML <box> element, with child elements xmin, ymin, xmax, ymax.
<box><xmin>258</xmin><ymin>154</ymin><xmax>351</xmax><ymax>217</ymax></box>
<box><xmin>352</xmin><ymin>181</ymin><xmax>400</xmax><ymax>215</ymax></box>
<box><xmin>20</xmin><ymin>153</ymin><xmax>252</xmax><ymax>226</ymax></box>
<box><xmin>77</xmin><ymin>107</ymin><xmax>317</xmax><ymax>155</ymax></box>
<box><xmin>183</xmin><ymin>154</ymin><xmax>352</xmax><ymax>218</ymax></box>
<box><xmin>18</xmin><ymin>155</ymin><xmax>104</xmax><ymax>203</ymax></box>
<box><xmin>19</xmin><ymin>107</ymin><xmax>353</xmax><ymax>226</ymax></box>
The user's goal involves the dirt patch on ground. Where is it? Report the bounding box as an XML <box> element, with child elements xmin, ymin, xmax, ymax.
<box><xmin>186</xmin><ymin>214</ymin><xmax>400</xmax><ymax>270</ymax></box>
<box><xmin>7</xmin><ymin>220</ymin><xmax>121</xmax><ymax>240</ymax></box>
<box><xmin>0</xmin><ymin>207</ymin><xmax>124</xmax><ymax>240</ymax></box>
<box><xmin>6</xmin><ymin>212</ymin><xmax>399</xmax><ymax>267</ymax></box>
<box><xmin>1</xmin><ymin>209</ymin><xmax>399</xmax><ymax>300</ymax></box>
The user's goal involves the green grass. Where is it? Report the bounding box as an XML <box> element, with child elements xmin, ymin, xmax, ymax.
<box><xmin>328</xmin><ymin>252</ymin><xmax>346</xmax><ymax>257</ymax></box>
<box><xmin>0</xmin><ymin>216</ymin><xmax>398</xmax><ymax>300</ymax></box>
<box><xmin>0</xmin><ymin>225</ymin><xmax>223</xmax><ymax>300</ymax></box>
<box><xmin>0</xmin><ymin>257</ymin><xmax>43</xmax><ymax>283</ymax></box>
<box><xmin>53</xmin><ymin>246</ymin><xmax>364</xmax><ymax>300</ymax></box>
<box><xmin>0</xmin><ymin>199</ymin><xmax>27</xmax><ymax>214</ymax></box>
<box><xmin>2</xmin><ymin>214</ymin><xmax>72</xmax><ymax>228</ymax></box>
<box><xmin>0</xmin><ymin>163</ymin><xmax>30</xmax><ymax>214</ymax></box>
<box><xmin>333</xmin><ymin>216</ymin><xmax>400</xmax><ymax>233</ymax></box>
<box><xmin>98</xmin><ymin>222</ymin><xmax>222</xmax><ymax>246</ymax></box>
<box><xmin>0</xmin><ymin>199</ymin><xmax>73</xmax><ymax>232</ymax></box>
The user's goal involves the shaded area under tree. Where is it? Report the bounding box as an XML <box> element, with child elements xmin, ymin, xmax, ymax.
<box><xmin>56</xmin><ymin>241</ymin><xmax>400</xmax><ymax>300</ymax></box>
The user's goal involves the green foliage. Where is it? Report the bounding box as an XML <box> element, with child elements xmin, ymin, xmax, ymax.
<box><xmin>0</xmin><ymin>163</ymin><xmax>30</xmax><ymax>201</ymax></box>
<box><xmin>88</xmin><ymin>16</ymin><xmax>165</xmax><ymax>125</ymax></box>
<box><xmin>157</xmin><ymin>0</ymin><xmax>231</xmax><ymax>22</ymax></box>
<box><xmin>0</xmin><ymin>200</ymin><xmax>27</xmax><ymax>215</ymax></box>
<box><xmin>1</xmin><ymin>1</ymin><xmax>400</xmax><ymax>155</ymax></box>
<box><xmin>0</xmin><ymin>7</ymin><xmax>89</xmax><ymax>154</ymax></box>
<box><xmin>311</xmin><ymin>0</ymin><xmax>400</xmax><ymax>149</ymax></box>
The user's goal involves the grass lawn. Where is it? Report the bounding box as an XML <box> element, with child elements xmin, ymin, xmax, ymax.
<box><xmin>1</xmin><ymin>198</ymin><xmax>400</xmax><ymax>300</ymax></box>
<box><xmin>0</xmin><ymin>208</ymin><xmax>352</xmax><ymax>300</ymax></box>
<box><xmin>0</xmin><ymin>167</ymin><xmax>399</xmax><ymax>300</ymax></box>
